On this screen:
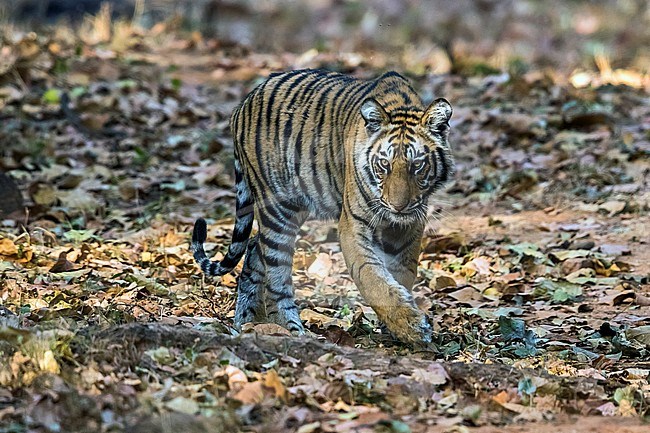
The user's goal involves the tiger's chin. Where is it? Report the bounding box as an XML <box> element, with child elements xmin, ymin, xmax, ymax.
<box><xmin>383</xmin><ymin>206</ymin><xmax>428</xmax><ymax>228</ymax></box>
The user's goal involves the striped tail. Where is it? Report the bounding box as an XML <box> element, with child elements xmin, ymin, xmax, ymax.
<box><xmin>191</xmin><ymin>159</ymin><xmax>254</xmax><ymax>276</ymax></box>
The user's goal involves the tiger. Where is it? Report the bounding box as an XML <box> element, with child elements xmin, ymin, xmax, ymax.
<box><xmin>192</xmin><ymin>69</ymin><xmax>454</xmax><ymax>345</ymax></box>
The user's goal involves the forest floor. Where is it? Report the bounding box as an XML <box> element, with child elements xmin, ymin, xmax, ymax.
<box><xmin>0</xmin><ymin>18</ymin><xmax>649</xmax><ymax>433</ymax></box>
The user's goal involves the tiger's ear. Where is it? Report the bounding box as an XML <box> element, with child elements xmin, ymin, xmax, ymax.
<box><xmin>423</xmin><ymin>98</ymin><xmax>452</xmax><ymax>137</ymax></box>
<box><xmin>361</xmin><ymin>98</ymin><xmax>388</xmax><ymax>134</ymax></box>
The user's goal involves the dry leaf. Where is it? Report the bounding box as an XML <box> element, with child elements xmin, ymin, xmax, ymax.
<box><xmin>0</xmin><ymin>238</ymin><xmax>17</xmax><ymax>256</ymax></box>
<box><xmin>164</xmin><ymin>396</ymin><xmax>199</xmax><ymax>415</ymax></box>
<box><xmin>251</xmin><ymin>323</ymin><xmax>292</xmax><ymax>336</ymax></box>
<box><xmin>38</xmin><ymin>350</ymin><xmax>60</xmax><ymax>374</ymax></box>
<box><xmin>49</xmin><ymin>252</ymin><xmax>77</xmax><ymax>273</ymax></box>
<box><xmin>264</xmin><ymin>369</ymin><xmax>286</xmax><ymax>400</ymax></box>
<box><xmin>463</xmin><ymin>257</ymin><xmax>491</xmax><ymax>277</ymax></box>
<box><xmin>306</xmin><ymin>253</ymin><xmax>332</xmax><ymax>280</ymax></box>
<box><xmin>233</xmin><ymin>381</ymin><xmax>266</xmax><ymax>404</ymax></box>
<box><xmin>224</xmin><ymin>365</ymin><xmax>248</xmax><ymax>390</ymax></box>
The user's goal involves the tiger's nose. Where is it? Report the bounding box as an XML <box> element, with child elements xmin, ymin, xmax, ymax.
<box><xmin>392</xmin><ymin>201</ymin><xmax>408</xmax><ymax>212</ymax></box>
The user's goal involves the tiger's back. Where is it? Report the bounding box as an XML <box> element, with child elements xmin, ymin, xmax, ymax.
<box><xmin>231</xmin><ymin>69</ymin><xmax>427</xmax><ymax>218</ymax></box>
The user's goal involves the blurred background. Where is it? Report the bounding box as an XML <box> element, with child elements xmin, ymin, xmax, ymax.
<box><xmin>0</xmin><ymin>0</ymin><xmax>648</xmax><ymax>221</ymax></box>
<box><xmin>3</xmin><ymin>0</ymin><xmax>649</xmax><ymax>78</ymax></box>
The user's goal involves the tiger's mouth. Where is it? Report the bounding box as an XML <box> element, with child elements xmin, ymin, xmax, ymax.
<box><xmin>378</xmin><ymin>199</ymin><xmax>428</xmax><ymax>227</ymax></box>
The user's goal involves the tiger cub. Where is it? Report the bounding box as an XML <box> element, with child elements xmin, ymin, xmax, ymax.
<box><xmin>192</xmin><ymin>69</ymin><xmax>454</xmax><ymax>344</ymax></box>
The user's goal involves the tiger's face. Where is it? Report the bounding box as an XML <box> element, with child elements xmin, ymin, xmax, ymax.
<box><xmin>359</xmin><ymin>98</ymin><xmax>454</xmax><ymax>227</ymax></box>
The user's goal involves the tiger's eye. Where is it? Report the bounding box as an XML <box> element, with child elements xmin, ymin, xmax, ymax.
<box><xmin>413</xmin><ymin>160</ymin><xmax>424</xmax><ymax>170</ymax></box>
<box><xmin>378</xmin><ymin>158</ymin><xmax>390</xmax><ymax>170</ymax></box>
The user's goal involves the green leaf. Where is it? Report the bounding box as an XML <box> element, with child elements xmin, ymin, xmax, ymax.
<box><xmin>0</xmin><ymin>261</ymin><xmax>16</xmax><ymax>271</ymax></box>
<box><xmin>63</xmin><ymin>229</ymin><xmax>96</xmax><ymax>243</ymax></box>
<box><xmin>566</xmin><ymin>275</ymin><xmax>619</xmax><ymax>286</ymax></box>
<box><xmin>499</xmin><ymin>316</ymin><xmax>538</xmax><ymax>357</ymax></box>
<box><xmin>133</xmin><ymin>146</ymin><xmax>150</xmax><ymax>166</ymax></box>
<box><xmin>171</xmin><ymin>77</ymin><xmax>182</xmax><ymax>91</ymax></box>
<box><xmin>145</xmin><ymin>346</ymin><xmax>173</xmax><ymax>364</ymax></box>
<box><xmin>493</xmin><ymin>307</ymin><xmax>524</xmax><ymax>317</ymax></box>
<box><xmin>507</xmin><ymin>243</ymin><xmax>549</xmax><ymax>263</ymax></box>
<box><xmin>70</xmin><ymin>86</ymin><xmax>87</xmax><ymax>98</ymax></box>
<box><xmin>117</xmin><ymin>79</ymin><xmax>137</xmax><ymax>89</ymax></box>
<box><xmin>613</xmin><ymin>386</ymin><xmax>636</xmax><ymax>405</ymax></box>
<box><xmin>536</xmin><ymin>279</ymin><xmax>583</xmax><ymax>303</ymax></box>
<box><xmin>499</xmin><ymin>315</ymin><xmax>525</xmax><ymax>340</ymax></box>
<box><xmin>379</xmin><ymin>420</ymin><xmax>411</xmax><ymax>433</ymax></box>
<box><xmin>43</xmin><ymin>88</ymin><xmax>62</xmax><ymax>104</ymax></box>
<box><xmin>514</xmin><ymin>345</ymin><xmax>538</xmax><ymax>357</ymax></box>
<box><xmin>518</xmin><ymin>377</ymin><xmax>537</xmax><ymax>396</ymax></box>
<box><xmin>571</xmin><ymin>346</ymin><xmax>599</xmax><ymax>361</ymax></box>
<box><xmin>160</xmin><ymin>180</ymin><xmax>186</xmax><ymax>192</ymax></box>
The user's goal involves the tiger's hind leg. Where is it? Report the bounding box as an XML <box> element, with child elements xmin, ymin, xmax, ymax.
<box><xmin>256</xmin><ymin>201</ymin><xmax>307</xmax><ymax>334</ymax></box>
<box><xmin>233</xmin><ymin>234</ymin><xmax>267</xmax><ymax>328</ymax></box>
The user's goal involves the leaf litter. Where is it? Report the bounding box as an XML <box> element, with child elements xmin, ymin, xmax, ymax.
<box><xmin>0</xmin><ymin>4</ymin><xmax>649</xmax><ymax>433</ymax></box>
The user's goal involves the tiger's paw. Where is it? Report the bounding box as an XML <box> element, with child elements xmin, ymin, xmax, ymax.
<box><xmin>268</xmin><ymin>309</ymin><xmax>305</xmax><ymax>336</ymax></box>
<box><xmin>384</xmin><ymin>307</ymin><xmax>433</xmax><ymax>346</ymax></box>
<box><xmin>412</xmin><ymin>314</ymin><xmax>433</xmax><ymax>345</ymax></box>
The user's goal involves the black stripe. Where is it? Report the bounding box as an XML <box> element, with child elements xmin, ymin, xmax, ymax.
<box><xmin>266</xmin><ymin>70</ymin><xmax>302</xmax><ymax>129</ymax></box>
<box><xmin>258</xmin><ymin>231</ymin><xmax>294</xmax><ymax>255</ymax></box>
<box><xmin>382</xmin><ymin>237</ymin><xmax>413</xmax><ymax>256</ymax></box>
<box><xmin>435</xmin><ymin>146</ymin><xmax>447</xmax><ymax>182</ymax></box>
<box><xmin>358</xmin><ymin>260</ymin><xmax>383</xmax><ymax>277</ymax></box>
<box><xmin>257</xmin><ymin>208</ymin><xmax>287</xmax><ymax>235</ymax></box>
<box><xmin>266</xmin><ymin>287</ymin><xmax>293</xmax><ymax>299</ymax></box>
<box><xmin>310</xmin><ymin>79</ymin><xmax>343</xmax><ymax>200</ymax></box>
<box><xmin>264</xmin><ymin>253</ymin><xmax>293</xmax><ymax>267</ymax></box>
<box><xmin>349</xmin><ymin>208</ymin><xmax>372</xmax><ymax>226</ymax></box>
<box><xmin>353</xmin><ymin>166</ymin><xmax>376</xmax><ymax>205</ymax></box>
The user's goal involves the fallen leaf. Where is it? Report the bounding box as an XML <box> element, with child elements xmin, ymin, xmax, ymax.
<box><xmin>264</xmin><ymin>369</ymin><xmax>286</xmax><ymax>400</ymax></box>
<box><xmin>625</xmin><ymin>326</ymin><xmax>650</xmax><ymax>346</ymax></box>
<box><xmin>250</xmin><ymin>323</ymin><xmax>292</xmax><ymax>336</ymax></box>
<box><xmin>411</xmin><ymin>363</ymin><xmax>448</xmax><ymax>386</ymax></box>
<box><xmin>448</xmin><ymin>286</ymin><xmax>482</xmax><ymax>305</ymax></box>
<box><xmin>224</xmin><ymin>365</ymin><xmax>248</xmax><ymax>390</ymax></box>
<box><xmin>306</xmin><ymin>253</ymin><xmax>332</xmax><ymax>280</ymax></box>
<box><xmin>431</xmin><ymin>275</ymin><xmax>457</xmax><ymax>289</ymax></box>
<box><xmin>634</xmin><ymin>293</ymin><xmax>650</xmax><ymax>306</ymax></box>
<box><xmin>38</xmin><ymin>350</ymin><xmax>60</xmax><ymax>374</ymax></box>
<box><xmin>233</xmin><ymin>381</ymin><xmax>266</xmax><ymax>404</ymax></box>
<box><xmin>549</xmin><ymin>249</ymin><xmax>591</xmax><ymax>262</ymax></box>
<box><xmin>599</xmin><ymin>200</ymin><xmax>626</xmax><ymax>216</ymax></box>
<box><xmin>49</xmin><ymin>252</ymin><xmax>77</xmax><ymax>273</ymax></box>
<box><xmin>300</xmin><ymin>309</ymin><xmax>335</xmax><ymax>327</ymax></box>
<box><xmin>164</xmin><ymin>396</ymin><xmax>199</xmax><ymax>415</ymax></box>
<box><xmin>599</xmin><ymin>244</ymin><xmax>631</xmax><ymax>256</ymax></box>
<box><xmin>464</xmin><ymin>256</ymin><xmax>491</xmax><ymax>276</ymax></box>
<box><xmin>492</xmin><ymin>390</ymin><xmax>510</xmax><ymax>405</ymax></box>
<box><xmin>0</xmin><ymin>238</ymin><xmax>17</xmax><ymax>256</ymax></box>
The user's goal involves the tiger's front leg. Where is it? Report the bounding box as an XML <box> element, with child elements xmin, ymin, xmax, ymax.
<box><xmin>339</xmin><ymin>213</ymin><xmax>432</xmax><ymax>345</ymax></box>
<box><xmin>379</xmin><ymin>224</ymin><xmax>424</xmax><ymax>290</ymax></box>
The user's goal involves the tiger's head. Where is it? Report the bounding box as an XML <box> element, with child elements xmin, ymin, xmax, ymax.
<box><xmin>358</xmin><ymin>97</ymin><xmax>454</xmax><ymax>227</ymax></box>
